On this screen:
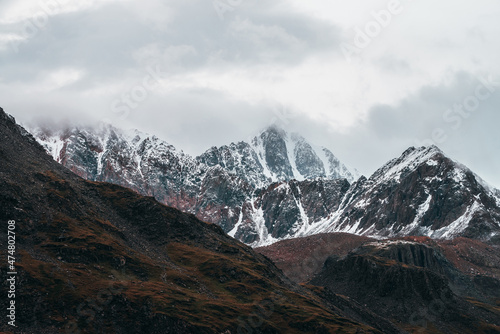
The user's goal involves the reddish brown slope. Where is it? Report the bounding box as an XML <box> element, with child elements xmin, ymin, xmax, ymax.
<box><xmin>256</xmin><ymin>233</ymin><xmax>373</xmax><ymax>282</ymax></box>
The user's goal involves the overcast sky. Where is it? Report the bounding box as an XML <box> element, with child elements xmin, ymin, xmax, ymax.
<box><xmin>1</xmin><ymin>0</ymin><xmax>499</xmax><ymax>187</ymax></box>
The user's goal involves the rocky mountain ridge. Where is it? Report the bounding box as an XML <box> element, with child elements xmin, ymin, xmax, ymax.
<box><xmin>257</xmin><ymin>232</ymin><xmax>500</xmax><ymax>333</ymax></box>
<box><xmin>198</xmin><ymin>125</ymin><xmax>359</xmax><ymax>188</ymax></box>
<box><xmin>305</xmin><ymin>146</ymin><xmax>500</xmax><ymax>242</ymax></box>
<box><xmin>30</xmin><ymin>123</ymin><xmax>360</xmax><ymax>245</ymax></box>
<box><xmin>29</xmin><ymin>123</ymin><xmax>500</xmax><ymax>246</ymax></box>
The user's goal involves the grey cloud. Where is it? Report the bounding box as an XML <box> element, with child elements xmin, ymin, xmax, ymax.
<box><xmin>373</xmin><ymin>56</ymin><xmax>411</xmax><ymax>74</ymax></box>
<box><xmin>110</xmin><ymin>87</ymin><xmax>276</xmax><ymax>155</ymax></box>
<box><xmin>0</xmin><ymin>0</ymin><xmax>343</xmax><ymax>147</ymax></box>
<box><xmin>0</xmin><ymin>0</ymin><xmax>343</xmax><ymax>130</ymax></box>
<box><xmin>1</xmin><ymin>0</ymin><xmax>341</xmax><ymax>82</ymax></box>
<box><xmin>253</xmin><ymin>71</ymin><xmax>500</xmax><ymax>188</ymax></box>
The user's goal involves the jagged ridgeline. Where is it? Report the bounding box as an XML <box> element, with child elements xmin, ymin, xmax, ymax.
<box><xmin>30</xmin><ymin>123</ymin><xmax>360</xmax><ymax>245</ymax></box>
<box><xmin>30</xmin><ymin>119</ymin><xmax>500</xmax><ymax>246</ymax></box>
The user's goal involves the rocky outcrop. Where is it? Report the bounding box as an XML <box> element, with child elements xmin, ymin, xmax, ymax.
<box><xmin>231</xmin><ymin>178</ymin><xmax>351</xmax><ymax>245</ymax></box>
<box><xmin>256</xmin><ymin>233</ymin><xmax>373</xmax><ymax>282</ymax></box>
<box><xmin>309</xmin><ymin>238</ymin><xmax>500</xmax><ymax>333</ymax></box>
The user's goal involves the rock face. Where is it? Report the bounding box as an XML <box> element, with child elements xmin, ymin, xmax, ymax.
<box><xmin>33</xmin><ymin>125</ymin><xmax>205</xmax><ymax>212</ymax></box>
<box><xmin>30</xmin><ymin>124</ymin><xmax>500</xmax><ymax>246</ymax></box>
<box><xmin>231</xmin><ymin>178</ymin><xmax>351</xmax><ymax>245</ymax></box>
<box><xmin>256</xmin><ymin>233</ymin><xmax>374</xmax><ymax>282</ymax></box>
<box><xmin>1</xmin><ymin>107</ymin><xmax>384</xmax><ymax>334</ymax></box>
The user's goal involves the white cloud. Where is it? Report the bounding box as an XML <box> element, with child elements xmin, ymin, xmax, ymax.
<box><xmin>40</xmin><ymin>68</ymin><xmax>86</xmax><ymax>91</ymax></box>
<box><xmin>0</xmin><ymin>0</ymin><xmax>123</xmax><ymax>24</ymax></box>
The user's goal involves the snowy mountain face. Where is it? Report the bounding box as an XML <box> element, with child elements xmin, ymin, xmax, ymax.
<box><xmin>31</xmin><ymin>123</ymin><xmax>500</xmax><ymax>246</ymax></box>
<box><xmin>230</xmin><ymin>178</ymin><xmax>351</xmax><ymax>245</ymax></box>
<box><xmin>304</xmin><ymin>146</ymin><xmax>500</xmax><ymax>242</ymax></box>
<box><xmin>33</xmin><ymin>125</ymin><xmax>207</xmax><ymax>212</ymax></box>
<box><xmin>199</xmin><ymin>142</ymin><xmax>500</xmax><ymax>245</ymax></box>
<box><xmin>198</xmin><ymin>126</ymin><xmax>359</xmax><ymax>188</ymax></box>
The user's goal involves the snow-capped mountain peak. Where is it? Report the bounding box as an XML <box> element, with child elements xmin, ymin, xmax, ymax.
<box><xmin>302</xmin><ymin>145</ymin><xmax>500</xmax><ymax>243</ymax></box>
<box><xmin>369</xmin><ymin>146</ymin><xmax>443</xmax><ymax>185</ymax></box>
<box><xmin>247</xmin><ymin>125</ymin><xmax>358</xmax><ymax>184</ymax></box>
<box><xmin>28</xmin><ymin>121</ymin><xmax>500</xmax><ymax>247</ymax></box>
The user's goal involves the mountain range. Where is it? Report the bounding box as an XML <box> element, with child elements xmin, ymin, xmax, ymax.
<box><xmin>1</xmin><ymin>107</ymin><xmax>499</xmax><ymax>333</ymax></box>
<box><xmin>30</xmin><ymin>121</ymin><xmax>500</xmax><ymax>246</ymax></box>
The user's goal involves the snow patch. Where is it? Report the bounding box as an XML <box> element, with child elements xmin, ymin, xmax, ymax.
<box><xmin>427</xmin><ymin>159</ymin><xmax>438</xmax><ymax>166</ymax></box>
<box><xmin>397</xmin><ymin>194</ymin><xmax>432</xmax><ymax>235</ymax></box>
<box><xmin>228</xmin><ymin>210</ymin><xmax>243</xmax><ymax>238</ymax></box>
<box><xmin>365</xmin><ymin>239</ymin><xmax>420</xmax><ymax>249</ymax></box>
<box><xmin>372</xmin><ymin>146</ymin><xmax>441</xmax><ymax>186</ymax></box>
<box><xmin>433</xmin><ymin>201</ymin><xmax>481</xmax><ymax>239</ymax></box>
<box><xmin>285</xmin><ymin>133</ymin><xmax>305</xmax><ymax>181</ymax></box>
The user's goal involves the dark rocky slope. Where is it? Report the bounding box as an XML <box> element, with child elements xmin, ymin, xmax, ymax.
<box><xmin>309</xmin><ymin>238</ymin><xmax>500</xmax><ymax>333</ymax></box>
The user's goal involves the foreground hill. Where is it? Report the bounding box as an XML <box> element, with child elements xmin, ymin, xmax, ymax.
<box><xmin>0</xmin><ymin>108</ymin><xmax>380</xmax><ymax>333</ymax></box>
<box><xmin>257</xmin><ymin>233</ymin><xmax>500</xmax><ymax>333</ymax></box>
